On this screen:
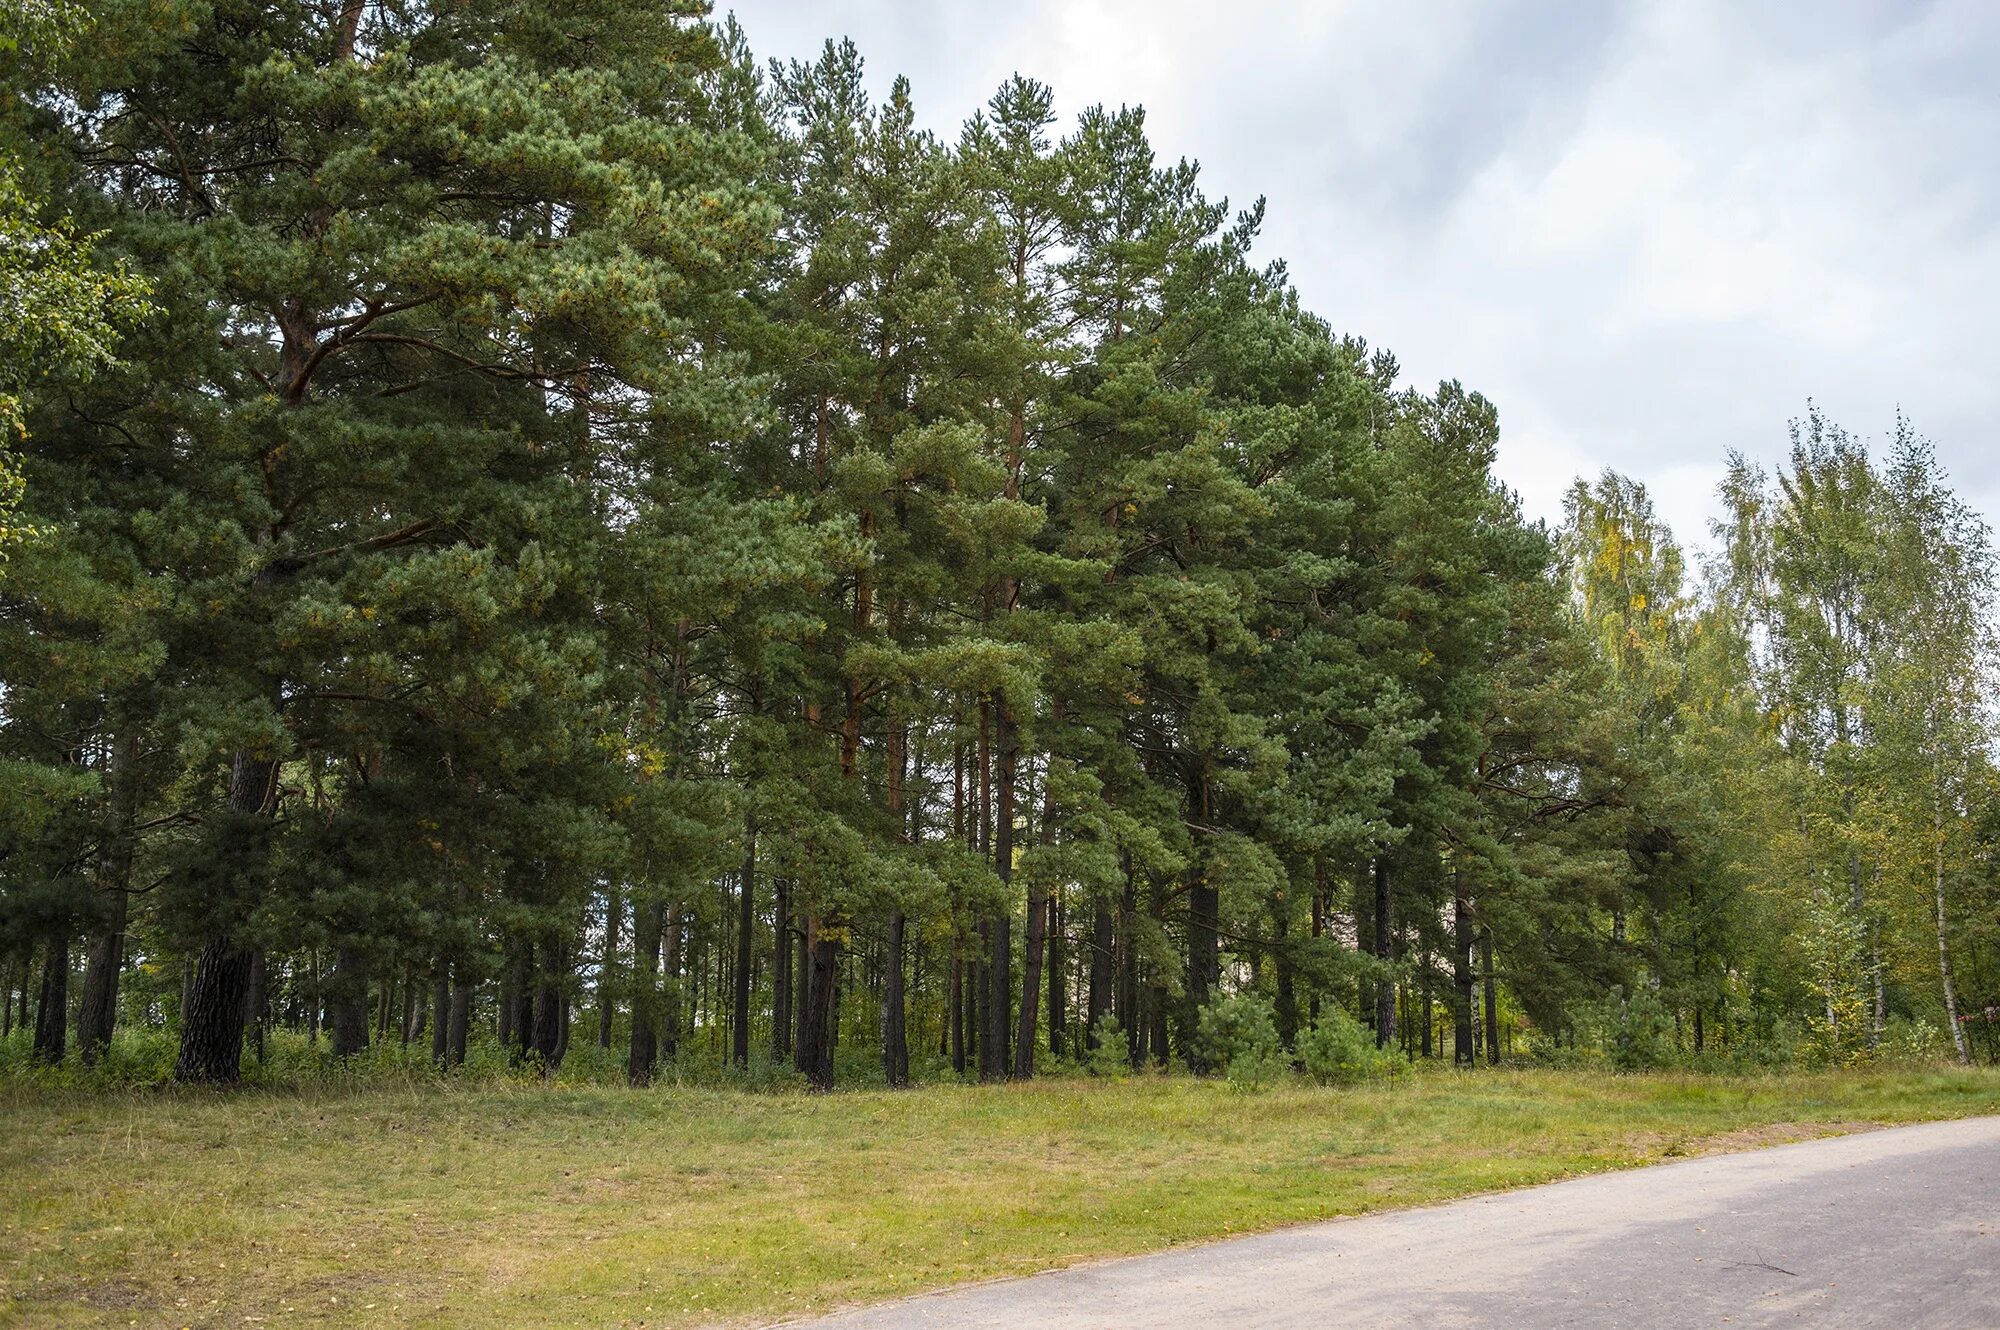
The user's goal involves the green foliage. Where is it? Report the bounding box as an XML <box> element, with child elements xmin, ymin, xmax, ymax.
<box><xmin>1299</xmin><ymin>1006</ymin><xmax>1401</xmax><ymax>1086</ymax></box>
<box><xmin>1193</xmin><ymin>993</ymin><xmax>1286</xmax><ymax>1088</ymax></box>
<box><xmin>1578</xmin><ymin>987</ymin><xmax>1677</xmax><ymax>1072</ymax></box>
<box><xmin>0</xmin><ymin>1</ymin><xmax>1994</xmax><ymax>1104</ymax></box>
<box><xmin>1086</xmin><ymin>1014</ymin><xmax>1132</xmax><ymax>1079</ymax></box>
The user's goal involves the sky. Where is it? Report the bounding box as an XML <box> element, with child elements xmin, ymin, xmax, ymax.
<box><xmin>734</xmin><ymin>0</ymin><xmax>2000</xmax><ymax>559</ymax></box>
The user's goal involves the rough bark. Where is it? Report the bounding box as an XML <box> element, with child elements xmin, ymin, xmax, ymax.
<box><xmin>328</xmin><ymin>946</ymin><xmax>370</xmax><ymax>1059</ymax></box>
<box><xmin>430</xmin><ymin>968</ymin><xmax>450</xmax><ymax>1066</ymax></box>
<box><xmin>628</xmin><ymin>900</ymin><xmax>663</xmax><ymax>1085</ymax></box>
<box><xmin>1274</xmin><ymin>903</ymin><xmax>1298</xmax><ymax>1050</ymax></box>
<box><xmin>984</xmin><ymin>692</ymin><xmax>1016</xmax><ymax>1080</ymax></box>
<box><xmin>949</xmin><ymin>942</ymin><xmax>966</xmax><ymax>1074</ymax></box>
<box><xmin>1016</xmin><ymin>737</ymin><xmax>1059</xmax><ymax>1078</ymax></box>
<box><xmin>881</xmin><ymin>911</ymin><xmax>909</xmax><ymax>1086</ymax></box>
<box><xmin>75</xmin><ymin>896</ymin><xmax>127</xmax><ymax>1068</ymax></box>
<box><xmin>445</xmin><ymin>972</ymin><xmax>469</xmax><ymax>1069</ymax></box>
<box><xmin>32</xmin><ymin>934</ymin><xmax>68</xmax><ymax>1064</ymax></box>
<box><xmin>881</xmin><ymin>704</ymin><xmax>909</xmax><ymax>1086</ymax></box>
<box><xmin>175</xmin><ymin>701</ymin><xmax>280</xmax><ymax>1083</ymax></box>
<box><xmin>175</xmin><ymin>935</ymin><xmax>253</xmax><ymax>1082</ymax></box>
<box><xmin>732</xmin><ymin>814</ymin><xmax>755</xmax><ymax>1067</ymax></box>
<box><xmin>245</xmin><ymin>950</ymin><xmax>268</xmax><ymax>1065</ymax></box>
<box><xmin>793</xmin><ymin>911</ymin><xmax>814</xmax><ymax>1074</ymax></box>
<box><xmin>1046</xmin><ymin>892</ymin><xmax>1064</xmax><ymax>1058</ymax></box>
<box><xmin>598</xmin><ymin>886</ymin><xmax>621</xmax><ymax>1051</ymax></box>
<box><xmin>530</xmin><ymin>938</ymin><xmax>564</xmax><ymax>1073</ymax></box>
<box><xmin>771</xmin><ymin>878</ymin><xmax>791</xmax><ymax>1060</ymax></box>
<box><xmin>1372</xmin><ymin>857</ymin><xmax>1396</xmax><ymax>1049</ymax></box>
<box><xmin>77</xmin><ymin>736</ymin><xmax>138</xmax><ymax>1065</ymax></box>
<box><xmin>1086</xmin><ymin>893</ymin><xmax>1114</xmax><ymax>1045</ymax></box>
<box><xmin>802</xmin><ymin>930</ymin><xmax>838</xmax><ymax>1093</ymax></box>
<box><xmin>1183</xmin><ymin>768</ymin><xmax>1219</xmax><ymax>1068</ymax></box>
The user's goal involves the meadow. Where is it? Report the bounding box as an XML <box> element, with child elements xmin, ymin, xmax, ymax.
<box><xmin>4</xmin><ymin>1056</ymin><xmax>1996</xmax><ymax>1328</ymax></box>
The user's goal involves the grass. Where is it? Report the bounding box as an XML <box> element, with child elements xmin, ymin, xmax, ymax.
<box><xmin>2</xmin><ymin>1063</ymin><xmax>1997</xmax><ymax>1329</ymax></box>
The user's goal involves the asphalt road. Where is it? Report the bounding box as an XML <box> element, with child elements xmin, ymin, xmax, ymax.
<box><xmin>786</xmin><ymin>1114</ymin><xmax>2000</xmax><ymax>1329</ymax></box>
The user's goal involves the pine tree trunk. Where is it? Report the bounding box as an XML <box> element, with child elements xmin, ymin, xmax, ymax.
<box><xmin>968</xmin><ymin>932</ymin><xmax>983</xmax><ymax>1071</ymax></box>
<box><xmin>733</xmin><ymin>814</ymin><xmax>755</xmax><ymax>1067</ymax></box>
<box><xmin>1419</xmin><ymin>947</ymin><xmax>1433</xmax><ymax>1059</ymax></box>
<box><xmin>949</xmin><ymin>941</ymin><xmax>966</xmax><ymax>1074</ymax></box>
<box><xmin>176</xmin><ymin>935</ymin><xmax>253</xmax><ymax>1082</ymax></box>
<box><xmin>245</xmin><ymin>951</ymin><xmax>268</xmax><ymax>1065</ymax></box>
<box><xmin>1452</xmin><ymin>882</ymin><xmax>1475</xmax><ymax>1066</ymax></box>
<box><xmin>1046</xmin><ymin>891</ymin><xmax>1064</xmax><ymax>1058</ymax></box>
<box><xmin>75</xmin><ymin>895</ymin><xmax>126</xmax><ymax>1068</ymax></box>
<box><xmin>793</xmin><ymin>911</ymin><xmax>813</xmax><ymax>1074</ymax></box>
<box><xmin>32</xmin><ymin>934</ymin><xmax>69</xmax><ymax>1064</ymax></box>
<box><xmin>881</xmin><ymin>911</ymin><xmax>909</xmax><ymax>1086</ymax></box>
<box><xmin>1480</xmin><ymin>922</ymin><xmax>1500</xmax><ymax>1065</ymax></box>
<box><xmin>329</xmin><ymin>946</ymin><xmax>370</xmax><ymax>1059</ymax></box>
<box><xmin>598</xmin><ymin>887</ymin><xmax>621</xmax><ymax>1051</ymax></box>
<box><xmin>1309</xmin><ymin>859</ymin><xmax>1326</xmax><ymax>1027</ymax></box>
<box><xmin>175</xmin><ymin>721</ymin><xmax>280</xmax><ymax>1083</ymax></box>
<box><xmin>663</xmin><ymin>903</ymin><xmax>682</xmax><ymax>1061</ymax></box>
<box><xmin>400</xmin><ymin>969</ymin><xmax>419</xmax><ymax>1046</ymax></box>
<box><xmin>1119</xmin><ymin>869</ymin><xmax>1140</xmax><ymax>1066</ymax></box>
<box><xmin>628</xmin><ymin>900</ymin><xmax>663</xmax><ymax>1085</ymax></box>
<box><xmin>446</xmin><ymin>973</ymin><xmax>469</xmax><ymax>1069</ymax></box>
<box><xmin>509</xmin><ymin>939</ymin><xmax>535</xmax><ymax>1064</ymax></box>
<box><xmin>76</xmin><ymin>736</ymin><xmax>139</xmax><ymax>1065</ymax></box>
<box><xmin>1373</xmin><ymin>857</ymin><xmax>1396</xmax><ymax>1048</ymax></box>
<box><xmin>531</xmin><ymin>936</ymin><xmax>564</xmax><ymax>1073</ymax></box>
<box><xmin>1274</xmin><ymin>904</ymin><xmax>1297</xmax><ymax>1050</ymax></box>
<box><xmin>802</xmin><ymin>930</ymin><xmax>838</xmax><ymax>1093</ymax></box>
<box><xmin>497</xmin><ymin>963</ymin><xmax>515</xmax><ymax>1049</ymax></box>
<box><xmin>771</xmin><ymin>879</ymin><xmax>791</xmax><ymax>1060</ymax></box>
<box><xmin>1183</xmin><ymin>770</ymin><xmax>1219</xmax><ymax>1067</ymax></box>
<box><xmin>985</xmin><ymin>692</ymin><xmax>1016</xmax><ymax>1080</ymax></box>
<box><xmin>1087</xmin><ymin>893</ymin><xmax>1113</xmax><ymax>1045</ymax></box>
<box><xmin>430</xmin><ymin>968</ymin><xmax>450</xmax><ymax>1066</ymax></box>
<box><xmin>1016</xmin><ymin>740</ymin><xmax>1058</xmax><ymax>1078</ymax></box>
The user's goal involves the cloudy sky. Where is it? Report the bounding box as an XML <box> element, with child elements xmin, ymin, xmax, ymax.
<box><xmin>737</xmin><ymin>0</ymin><xmax>1999</xmax><ymax>557</ymax></box>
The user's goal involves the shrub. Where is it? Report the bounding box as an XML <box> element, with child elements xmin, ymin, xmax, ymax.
<box><xmin>1878</xmin><ymin>1016</ymin><xmax>1947</xmax><ymax>1066</ymax></box>
<box><xmin>1519</xmin><ymin>1030</ymin><xmax>1595</xmax><ymax>1070</ymax></box>
<box><xmin>1195</xmin><ymin>994</ymin><xmax>1287</xmax><ymax>1089</ymax></box>
<box><xmin>1579</xmin><ymin>986</ymin><xmax>1676</xmax><ymax>1071</ymax></box>
<box><xmin>1085</xmin><ymin>1014</ymin><xmax>1132</xmax><ymax>1079</ymax></box>
<box><xmin>1299</xmin><ymin>1006</ymin><xmax>1400</xmax><ymax>1086</ymax></box>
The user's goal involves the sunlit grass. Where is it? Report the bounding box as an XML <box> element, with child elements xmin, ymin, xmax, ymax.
<box><xmin>2</xmin><ymin>1064</ymin><xmax>1995</xmax><ymax>1328</ymax></box>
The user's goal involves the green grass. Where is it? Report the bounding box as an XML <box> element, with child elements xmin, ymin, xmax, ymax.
<box><xmin>3</xmin><ymin>1064</ymin><xmax>1996</xmax><ymax>1328</ymax></box>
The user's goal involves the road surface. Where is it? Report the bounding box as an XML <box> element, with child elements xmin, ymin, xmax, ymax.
<box><xmin>786</xmin><ymin>1114</ymin><xmax>2000</xmax><ymax>1329</ymax></box>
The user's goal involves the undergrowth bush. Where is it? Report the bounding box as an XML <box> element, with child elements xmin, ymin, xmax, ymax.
<box><xmin>1299</xmin><ymin>1006</ymin><xmax>1401</xmax><ymax>1086</ymax></box>
<box><xmin>1086</xmin><ymin>1014</ymin><xmax>1133</xmax><ymax>1079</ymax></box>
<box><xmin>1195</xmin><ymin>994</ymin><xmax>1287</xmax><ymax>1089</ymax></box>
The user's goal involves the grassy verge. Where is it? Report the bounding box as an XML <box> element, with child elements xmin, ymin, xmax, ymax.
<box><xmin>2</xmin><ymin>1065</ymin><xmax>1996</xmax><ymax>1328</ymax></box>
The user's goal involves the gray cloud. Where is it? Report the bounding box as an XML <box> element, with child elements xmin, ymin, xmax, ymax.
<box><xmin>736</xmin><ymin>0</ymin><xmax>2000</xmax><ymax>555</ymax></box>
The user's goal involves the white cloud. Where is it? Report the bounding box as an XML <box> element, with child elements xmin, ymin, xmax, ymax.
<box><xmin>735</xmin><ymin>0</ymin><xmax>2000</xmax><ymax>555</ymax></box>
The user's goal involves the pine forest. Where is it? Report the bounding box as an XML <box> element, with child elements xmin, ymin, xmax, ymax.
<box><xmin>8</xmin><ymin>0</ymin><xmax>2000</xmax><ymax>1099</ymax></box>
